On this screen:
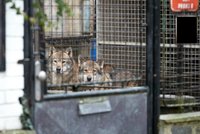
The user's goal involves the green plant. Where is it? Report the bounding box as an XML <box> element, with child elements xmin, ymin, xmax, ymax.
<box><xmin>6</xmin><ymin>0</ymin><xmax>72</xmax><ymax>29</ymax></box>
<box><xmin>19</xmin><ymin>95</ymin><xmax>33</xmax><ymax>130</ymax></box>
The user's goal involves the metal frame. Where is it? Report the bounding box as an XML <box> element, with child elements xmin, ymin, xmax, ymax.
<box><xmin>146</xmin><ymin>0</ymin><xmax>160</xmax><ymax>133</ymax></box>
<box><xmin>0</xmin><ymin>0</ymin><xmax>5</xmax><ymax>71</ymax></box>
<box><xmin>24</xmin><ymin>0</ymin><xmax>161</xmax><ymax>134</ymax></box>
<box><xmin>24</xmin><ymin>0</ymin><xmax>34</xmax><ymax>98</ymax></box>
<box><xmin>160</xmin><ymin>0</ymin><xmax>200</xmax><ymax>113</ymax></box>
<box><xmin>43</xmin><ymin>86</ymin><xmax>148</xmax><ymax>100</ymax></box>
<box><xmin>23</xmin><ymin>0</ymin><xmax>37</xmax><ymax>127</ymax></box>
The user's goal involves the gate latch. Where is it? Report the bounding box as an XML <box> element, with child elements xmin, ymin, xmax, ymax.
<box><xmin>35</xmin><ymin>60</ymin><xmax>47</xmax><ymax>101</ymax></box>
<box><xmin>17</xmin><ymin>58</ymin><xmax>30</xmax><ymax>64</ymax></box>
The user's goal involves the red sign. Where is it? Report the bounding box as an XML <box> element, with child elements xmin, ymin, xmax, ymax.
<box><xmin>170</xmin><ymin>0</ymin><xmax>199</xmax><ymax>12</ymax></box>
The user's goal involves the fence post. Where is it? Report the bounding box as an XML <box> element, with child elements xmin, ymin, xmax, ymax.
<box><xmin>146</xmin><ymin>0</ymin><xmax>160</xmax><ymax>133</ymax></box>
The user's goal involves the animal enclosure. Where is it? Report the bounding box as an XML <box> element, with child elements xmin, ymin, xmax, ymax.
<box><xmin>32</xmin><ymin>0</ymin><xmax>160</xmax><ymax>133</ymax></box>
<box><xmin>160</xmin><ymin>0</ymin><xmax>200</xmax><ymax>113</ymax></box>
<box><xmin>43</xmin><ymin>0</ymin><xmax>146</xmax><ymax>93</ymax></box>
<box><xmin>42</xmin><ymin>0</ymin><xmax>200</xmax><ymax>113</ymax></box>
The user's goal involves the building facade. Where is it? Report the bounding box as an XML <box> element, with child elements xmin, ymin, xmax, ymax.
<box><xmin>0</xmin><ymin>0</ymin><xmax>24</xmax><ymax>130</ymax></box>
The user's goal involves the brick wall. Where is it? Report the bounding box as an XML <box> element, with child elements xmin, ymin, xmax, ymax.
<box><xmin>0</xmin><ymin>0</ymin><xmax>24</xmax><ymax>130</ymax></box>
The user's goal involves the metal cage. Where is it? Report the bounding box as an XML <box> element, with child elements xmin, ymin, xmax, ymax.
<box><xmin>31</xmin><ymin>0</ymin><xmax>161</xmax><ymax>133</ymax></box>
<box><xmin>97</xmin><ymin>0</ymin><xmax>146</xmax><ymax>79</ymax></box>
<box><xmin>43</xmin><ymin>0</ymin><xmax>146</xmax><ymax>93</ymax></box>
<box><xmin>43</xmin><ymin>0</ymin><xmax>200</xmax><ymax>113</ymax></box>
<box><xmin>160</xmin><ymin>0</ymin><xmax>200</xmax><ymax>113</ymax></box>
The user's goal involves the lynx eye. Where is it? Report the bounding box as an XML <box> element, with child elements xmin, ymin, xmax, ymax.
<box><xmin>84</xmin><ymin>69</ymin><xmax>88</xmax><ymax>72</ymax></box>
<box><xmin>62</xmin><ymin>61</ymin><xmax>66</xmax><ymax>64</ymax></box>
<box><xmin>53</xmin><ymin>60</ymin><xmax>57</xmax><ymax>63</ymax></box>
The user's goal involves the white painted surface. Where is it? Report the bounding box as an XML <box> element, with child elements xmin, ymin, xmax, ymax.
<box><xmin>0</xmin><ymin>0</ymin><xmax>24</xmax><ymax>130</ymax></box>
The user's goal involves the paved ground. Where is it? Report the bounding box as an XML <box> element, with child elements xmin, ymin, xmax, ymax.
<box><xmin>0</xmin><ymin>130</ymin><xmax>35</xmax><ymax>134</ymax></box>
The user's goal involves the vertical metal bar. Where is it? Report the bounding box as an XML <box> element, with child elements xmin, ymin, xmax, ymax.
<box><xmin>31</xmin><ymin>0</ymin><xmax>44</xmax><ymax>101</ymax></box>
<box><xmin>177</xmin><ymin>43</ymin><xmax>183</xmax><ymax>96</ymax></box>
<box><xmin>38</xmin><ymin>1</ymin><xmax>47</xmax><ymax>95</ymax></box>
<box><xmin>34</xmin><ymin>26</ymin><xmax>43</xmax><ymax>102</ymax></box>
<box><xmin>35</xmin><ymin>60</ymin><xmax>42</xmax><ymax>101</ymax></box>
<box><xmin>146</xmin><ymin>0</ymin><xmax>154</xmax><ymax>132</ymax></box>
<box><xmin>146</xmin><ymin>0</ymin><xmax>160</xmax><ymax>134</ymax></box>
<box><xmin>24</xmin><ymin>0</ymin><xmax>35</xmax><ymax>126</ymax></box>
<box><xmin>96</xmin><ymin>0</ymin><xmax>99</xmax><ymax>59</ymax></box>
<box><xmin>153</xmin><ymin>0</ymin><xmax>160</xmax><ymax>133</ymax></box>
<box><xmin>0</xmin><ymin>0</ymin><xmax>5</xmax><ymax>71</ymax></box>
<box><xmin>24</xmin><ymin>0</ymin><xmax>33</xmax><ymax>98</ymax></box>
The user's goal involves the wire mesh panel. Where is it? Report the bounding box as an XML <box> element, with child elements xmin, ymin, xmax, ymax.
<box><xmin>160</xmin><ymin>0</ymin><xmax>200</xmax><ymax>113</ymax></box>
<box><xmin>44</xmin><ymin>0</ymin><xmax>94</xmax><ymax>37</ymax></box>
<box><xmin>43</xmin><ymin>0</ymin><xmax>146</xmax><ymax>93</ymax></box>
<box><xmin>97</xmin><ymin>0</ymin><xmax>146</xmax><ymax>84</ymax></box>
<box><xmin>33</xmin><ymin>0</ymin><xmax>162</xmax><ymax>133</ymax></box>
<box><xmin>44</xmin><ymin>0</ymin><xmax>95</xmax><ymax>92</ymax></box>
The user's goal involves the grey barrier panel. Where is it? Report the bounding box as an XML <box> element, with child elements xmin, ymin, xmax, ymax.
<box><xmin>35</xmin><ymin>91</ymin><xmax>147</xmax><ymax>134</ymax></box>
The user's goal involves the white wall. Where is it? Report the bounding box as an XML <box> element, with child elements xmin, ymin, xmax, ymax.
<box><xmin>0</xmin><ymin>0</ymin><xmax>24</xmax><ymax>130</ymax></box>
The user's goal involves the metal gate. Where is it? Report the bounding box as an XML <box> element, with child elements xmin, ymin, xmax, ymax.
<box><xmin>24</xmin><ymin>0</ymin><xmax>160</xmax><ymax>134</ymax></box>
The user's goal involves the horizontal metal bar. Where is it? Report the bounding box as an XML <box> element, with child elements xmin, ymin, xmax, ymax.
<box><xmin>45</xmin><ymin>35</ymin><xmax>93</xmax><ymax>41</ymax></box>
<box><xmin>98</xmin><ymin>41</ymin><xmax>146</xmax><ymax>46</ymax></box>
<box><xmin>161</xmin><ymin>103</ymin><xmax>200</xmax><ymax>107</ymax></box>
<box><xmin>43</xmin><ymin>86</ymin><xmax>148</xmax><ymax>101</ymax></box>
<box><xmin>160</xmin><ymin>43</ymin><xmax>200</xmax><ymax>48</ymax></box>
<box><xmin>47</xmin><ymin>77</ymin><xmax>142</xmax><ymax>88</ymax></box>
